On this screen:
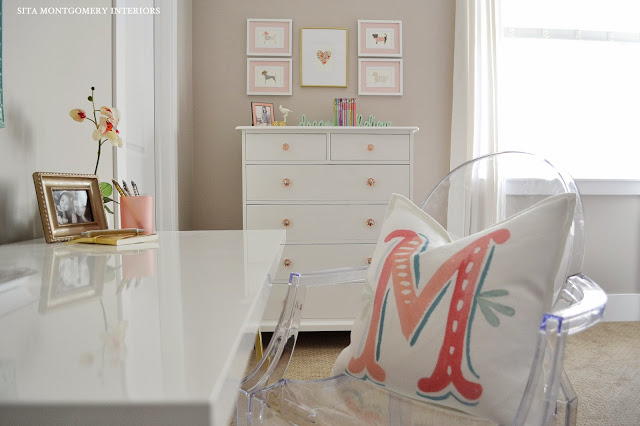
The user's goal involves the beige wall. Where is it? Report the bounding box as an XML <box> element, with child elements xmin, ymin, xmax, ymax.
<box><xmin>0</xmin><ymin>0</ymin><xmax>112</xmax><ymax>244</ymax></box>
<box><xmin>191</xmin><ymin>0</ymin><xmax>455</xmax><ymax>230</ymax></box>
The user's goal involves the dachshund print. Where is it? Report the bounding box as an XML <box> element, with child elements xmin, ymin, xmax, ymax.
<box><xmin>371</xmin><ymin>71</ymin><xmax>390</xmax><ymax>85</ymax></box>
<box><xmin>371</xmin><ymin>33</ymin><xmax>388</xmax><ymax>44</ymax></box>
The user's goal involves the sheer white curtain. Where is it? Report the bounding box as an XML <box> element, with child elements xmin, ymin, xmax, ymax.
<box><xmin>450</xmin><ymin>0</ymin><xmax>500</xmax><ymax>170</ymax></box>
<box><xmin>449</xmin><ymin>0</ymin><xmax>504</xmax><ymax>236</ymax></box>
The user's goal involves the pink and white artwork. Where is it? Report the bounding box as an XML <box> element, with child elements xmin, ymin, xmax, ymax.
<box><xmin>247</xmin><ymin>58</ymin><xmax>292</xmax><ymax>96</ymax></box>
<box><xmin>247</xmin><ymin>19</ymin><xmax>292</xmax><ymax>56</ymax></box>
<box><xmin>358</xmin><ymin>20</ymin><xmax>402</xmax><ymax>57</ymax></box>
<box><xmin>359</xmin><ymin>59</ymin><xmax>403</xmax><ymax>96</ymax></box>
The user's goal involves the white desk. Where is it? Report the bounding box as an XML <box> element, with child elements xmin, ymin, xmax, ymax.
<box><xmin>0</xmin><ymin>230</ymin><xmax>285</xmax><ymax>425</ymax></box>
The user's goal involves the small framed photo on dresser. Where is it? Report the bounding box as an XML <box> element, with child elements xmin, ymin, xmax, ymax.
<box><xmin>251</xmin><ymin>102</ymin><xmax>275</xmax><ymax>126</ymax></box>
<box><xmin>32</xmin><ymin>172</ymin><xmax>107</xmax><ymax>243</ymax></box>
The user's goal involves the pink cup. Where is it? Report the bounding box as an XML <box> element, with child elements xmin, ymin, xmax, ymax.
<box><xmin>120</xmin><ymin>196</ymin><xmax>154</xmax><ymax>234</ymax></box>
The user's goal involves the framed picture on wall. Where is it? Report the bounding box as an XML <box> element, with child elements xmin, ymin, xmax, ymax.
<box><xmin>247</xmin><ymin>58</ymin><xmax>292</xmax><ymax>95</ymax></box>
<box><xmin>246</xmin><ymin>19</ymin><xmax>292</xmax><ymax>56</ymax></box>
<box><xmin>358</xmin><ymin>20</ymin><xmax>402</xmax><ymax>57</ymax></box>
<box><xmin>358</xmin><ymin>58</ymin><xmax>403</xmax><ymax>96</ymax></box>
<box><xmin>251</xmin><ymin>102</ymin><xmax>275</xmax><ymax>126</ymax></box>
<box><xmin>300</xmin><ymin>27</ymin><xmax>348</xmax><ymax>87</ymax></box>
<box><xmin>32</xmin><ymin>172</ymin><xmax>107</xmax><ymax>243</ymax></box>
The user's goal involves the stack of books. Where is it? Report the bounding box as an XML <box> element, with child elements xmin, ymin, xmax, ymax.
<box><xmin>334</xmin><ymin>98</ymin><xmax>357</xmax><ymax>126</ymax></box>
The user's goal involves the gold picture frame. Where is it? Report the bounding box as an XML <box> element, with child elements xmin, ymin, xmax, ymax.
<box><xmin>300</xmin><ymin>27</ymin><xmax>348</xmax><ymax>87</ymax></box>
<box><xmin>33</xmin><ymin>172</ymin><xmax>107</xmax><ymax>243</ymax></box>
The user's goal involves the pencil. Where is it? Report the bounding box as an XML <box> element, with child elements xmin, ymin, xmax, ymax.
<box><xmin>112</xmin><ymin>179</ymin><xmax>126</xmax><ymax>197</ymax></box>
<box><xmin>121</xmin><ymin>180</ymin><xmax>132</xmax><ymax>196</ymax></box>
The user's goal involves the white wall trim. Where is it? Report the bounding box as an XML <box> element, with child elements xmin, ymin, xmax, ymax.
<box><xmin>153</xmin><ymin>0</ymin><xmax>179</xmax><ymax>231</ymax></box>
<box><xmin>112</xmin><ymin>0</ymin><xmax>126</xmax><ymax>228</ymax></box>
<box><xmin>576</xmin><ymin>180</ymin><xmax>640</xmax><ymax>196</ymax></box>
<box><xmin>603</xmin><ymin>294</ymin><xmax>640</xmax><ymax>322</ymax></box>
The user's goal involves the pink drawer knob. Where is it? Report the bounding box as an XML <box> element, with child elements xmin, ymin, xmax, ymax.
<box><xmin>366</xmin><ymin>218</ymin><xmax>375</xmax><ymax>227</ymax></box>
<box><xmin>283</xmin><ymin>259</ymin><xmax>292</xmax><ymax>267</ymax></box>
<box><xmin>282</xmin><ymin>178</ymin><xmax>291</xmax><ymax>187</ymax></box>
<box><xmin>282</xmin><ymin>218</ymin><xmax>291</xmax><ymax>227</ymax></box>
<box><xmin>367</xmin><ymin>177</ymin><xmax>376</xmax><ymax>187</ymax></box>
<box><xmin>367</xmin><ymin>144</ymin><xmax>375</xmax><ymax>152</ymax></box>
<box><xmin>282</xmin><ymin>143</ymin><xmax>290</xmax><ymax>151</ymax></box>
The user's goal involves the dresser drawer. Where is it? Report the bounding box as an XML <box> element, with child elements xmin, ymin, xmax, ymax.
<box><xmin>273</xmin><ymin>243</ymin><xmax>375</xmax><ymax>282</ymax></box>
<box><xmin>331</xmin><ymin>134</ymin><xmax>410</xmax><ymax>161</ymax></box>
<box><xmin>246</xmin><ymin>204</ymin><xmax>388</xmax><ymax>243</ymax></box>
<box><xmin>245</xmin><ymin>133</ymin><xmax>327</xmax><ymax>161</ymax></box>
<box><xmin>245</xmin><ymin>165</ymin><xmax>410</xmax><ymax>201</ymax></box>
<box><xmin>262</xmin><ymin>281</ymin><xmax>364</xmax><ymax>328</ymax></box>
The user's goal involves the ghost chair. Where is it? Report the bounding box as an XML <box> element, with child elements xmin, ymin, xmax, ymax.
<box><xmin>237</xmin><ymin>152</ymin><xmax>607</xmax><ymax>426</ymax></box>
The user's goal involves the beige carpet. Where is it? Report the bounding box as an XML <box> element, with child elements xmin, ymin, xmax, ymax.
<box><xmin>256</xmin><ymin>321</ymin><xmax>640</xmax><ymax>425</ymax></box>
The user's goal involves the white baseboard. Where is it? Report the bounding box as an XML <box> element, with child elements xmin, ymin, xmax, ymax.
<box><xmin>603</xmin><ymin>294</ymin><xmax>640</xmax><ymax>321</ymax></box>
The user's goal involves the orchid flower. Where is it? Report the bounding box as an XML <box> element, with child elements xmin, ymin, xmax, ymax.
<box><xmin>92</xmin><ymin>116</ymin><xmax>123</xmax><ymax>148</ymax></box>
<box><xmin>99</xmin><ymin>106</ymin><xmax>120</xmax><ymax>125</ymax></box>
<box><xmin>69</xmin><ymin>87</ymin><xmax>124</xmax><ymax>214</ymax></box>
<box><xmin>69</xmin><ymin>86</ymin><xmax>124</xmax><ymax>174</ymax></box>
<box><xmin>69</xmin><ymin>108</ymin><xmax>87</xmax><ymax>122</ymax></box>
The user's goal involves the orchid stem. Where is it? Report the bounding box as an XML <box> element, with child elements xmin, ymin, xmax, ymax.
<box><xmin>94</xmin><ymin>139</ymin><xmax>105</xmax><ymax>175</ymax></box>
<box><xmin>91</xmin><ymin>87</ymin><xmax>101</xmax><ymax>175</ymax></box>
<box><xmin>95</xmin><ymin>143</ymin><xmax>100</xmax><ymax>175</ymax></box>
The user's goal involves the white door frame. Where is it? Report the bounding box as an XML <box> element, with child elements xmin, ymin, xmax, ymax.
<box><xmin>113</xmin><ymin>0</ymin><xmax>179</xmax><ymax>231</ymax></box>
<box><xmin>152</xmin><ymin>0</ymin><xmax>179</xmax><ymax>231</ymax></box>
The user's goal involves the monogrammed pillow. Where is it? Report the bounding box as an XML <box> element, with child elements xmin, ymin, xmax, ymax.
<box><xmin>332</xmin><ymin>193</ymin><xmax>576</xmax><ymax>424</ymax></box>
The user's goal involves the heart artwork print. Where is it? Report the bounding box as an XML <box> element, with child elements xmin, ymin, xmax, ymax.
<box><xmin>316</xmin><ymin>50</ymin><xmax>332</xmax><ymax>65</ymax></box>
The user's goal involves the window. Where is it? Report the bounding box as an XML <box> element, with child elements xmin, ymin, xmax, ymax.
<box><xmin>497</xmin><ymin>0</ymin><xmax>640</xmax><ymax>183</ymax></box>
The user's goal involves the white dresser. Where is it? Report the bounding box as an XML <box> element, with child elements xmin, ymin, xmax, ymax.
<box><xmin>237</xmin><ymin>126</ymin><xmax>419</xmax><ymax>331</ymax></box>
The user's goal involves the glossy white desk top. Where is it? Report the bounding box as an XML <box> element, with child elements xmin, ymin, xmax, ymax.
<box><xmin>0</xmin><ymin>230</ymin><xmax>285</xmax><ymax>425</ymax></box>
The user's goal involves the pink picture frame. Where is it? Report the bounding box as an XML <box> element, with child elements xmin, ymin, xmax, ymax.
<box><xmin>358</xmin><ymin>58</ymin><xmax>403</xmax><ymax>96</ymax></box>
<box><xmin>251</xmin><ymin>102</ymin><xmax>275</xmax><ymax>126</ymax></box>
<box><xmin>247</xmin><ymin>19</ymin><xmax>292</xmax><ymax>56</ymax></box>
<box><xmin>247</xmin><ymin>58</ymin><xmax>292</xmax><ymax>96</ymax></box>
<box><xmin>358</xmin><ymin>20</ymin><xmax>402</xmax><ymax>57</ymax></box>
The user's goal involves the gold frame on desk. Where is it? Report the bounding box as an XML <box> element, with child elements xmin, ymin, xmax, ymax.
<box><xmin>300</xmin><ymin>27</ymin><xmax>348</xmax><ymax>88</ymax></box>
<box><xmin>33</xmin><ymin>172</ymin><xmax>107</xmax><ymax>243</ymax></box>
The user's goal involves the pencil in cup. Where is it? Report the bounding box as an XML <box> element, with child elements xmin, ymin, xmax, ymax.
<box><xmin>112</xmin><ymin>179</ymin><xmax>126</xmax><ymax>197</ymax></box>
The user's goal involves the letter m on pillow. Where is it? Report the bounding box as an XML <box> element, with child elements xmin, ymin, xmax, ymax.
<box><xmin>347</xmin><ymin>228</ymin><xmax>511</xmax><ymax>404</ymax></box>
